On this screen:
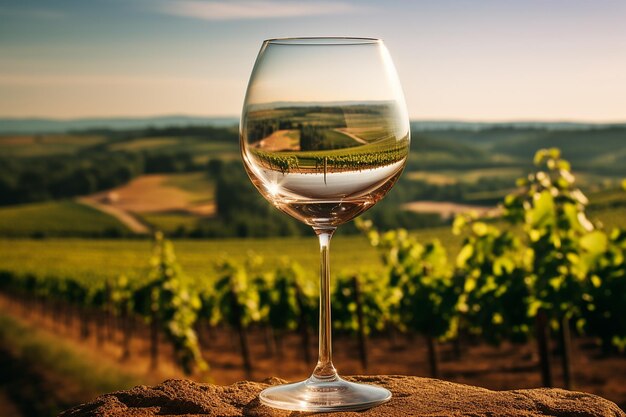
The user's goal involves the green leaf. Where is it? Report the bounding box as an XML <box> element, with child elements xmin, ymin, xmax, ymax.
<box><xmin>548</xmin><ymin>148</ymin><xmax>561</xmax><ymax>160</ymax></box>
<box><xmin>492</xmin><ymin>313</ymin><xmax>503</xmax><ymax>324</ymax></box>
<box><xmin>452</xmin><ymin>215</ymin><xmax>466</xmax><ymax>235</ymax></box>
<box><xmin>530</xmin><ymin>190</ymin><xmax>555</xmax><ymax>228</ymax></box>
<box><xmin>464</xmin><ymin>278</ymin><xmax>476</xmax><ymax>293</ymax></box>
<box><xmin>533</xmin><ymin>149</ymin><xmax>547</xmax><ymax>165</ymax></box>
<box><xmin>580</xmin><ymin>231</ymin><xmax>608</xmax><ymax>255</ymax></box>
<box><xmin>472</xmin><ymin>222</ymin><xmax>488</xmax><ymax>237</ymax></box>
<box><xmin>456</xmin><ymin>244</ymin><xmax>474</xmax><ymax>268</ymax></box>
<box><xmin>591</xmin><ymin>275</ymin><xmax>602</xmax><ymax>288</ymax></box>
<box><xmin>557</xmin><ymin>159</ymin><xmax>571</xmax><ymax>171</ymax></box>
<box><xmin>528</xmin><ymin>300</ymin><xmax>541</xmax><ymax>316</ymax></box>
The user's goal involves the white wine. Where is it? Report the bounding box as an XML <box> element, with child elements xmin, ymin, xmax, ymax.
<box><xmin>244</xmin><ymin>157</ymin><xmax>405</xmax><ymax>227</ymax></box>
<box><xmin>241</xmin><ymin>102</ymin><xmax>409</xmax><ymax>228</ymax></box>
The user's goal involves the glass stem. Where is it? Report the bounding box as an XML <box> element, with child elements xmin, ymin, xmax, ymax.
<box><xmin>311</xmin><ymin>227</ymin><xmax>338</xmax><ymax>382</ymax></box>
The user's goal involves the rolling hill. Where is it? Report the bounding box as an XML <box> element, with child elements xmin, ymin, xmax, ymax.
<box><xmin>0</xmin><ymin>121</ymin><xmax>623</xmax><ymax>237</ymax></box>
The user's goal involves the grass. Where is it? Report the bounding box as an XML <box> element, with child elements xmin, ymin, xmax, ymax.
<box><xmin>408</xmin><ymin>167</ymin><xmax>524</xmax><ymax>184</ymax></box>
<box><xmin>0</xmin><ymin>313</ymin><xmax>142</xmax><ymax>392</ymax></box>
<box><xmin>0</xmin><ymin>198</ymin><xmax>622</xmax><ymax>286</ymax></box>
<box><xmin>405</xmin><ymin>171</ymin><xmax>458</xmax><ymax>185</ymax></box>
<box><xmin>108</xmin><ymin>137</ymin><xmax>179</xmax><ymax>151</ymax></box>
<box><xmin>141</xmin><ymin>213</ymin><xmax>201</xmax><ymax>233</ymax></box>
<box><xmin>181</xmin><ymin>141</ymin><xmax>239</xmax><ymax>155</ymax></box>
<box><xmin>0</xmin><ymin>312</ymin><xmax>143</xmax><ymax>416</ymax></box>
<box><xmin>0</xmin><ymin>132</ymin><xmax>239</xmax><ymax>162</ymax></box>
<box><xmin>0</xmin><ymin>238</ymin><xmax>154</xmax><ymax>283</ymax></box>
<box><xmin>589</xmin><ymin>207</ymin><xmax>626</xmax><ymax>230</ymax></box>
<box><xmin>0</xmin><ymin>135</ymin><xmax>105</xmax><ymax>157</ymax></box>
<box><xmin>588</xmin><ymin>188</ymin><xmax>626</xmax><ymax>208</ymax></box>
<box><xmin>0</xmin><ymin>201</ymin><xmax>128</xmax><ymax>237</ymax></box>
<box><xmin>162</xmin><ymin>172</ymin><xmax>214</xmax><ymax>201</ymax></box>
<box><xmin>0</xmin><ymin>226</ymin><xmax>460</xmax><ymax>286</ymax></box>
<box><xmin>0</xmin><ymin>173</ymin><xmax>214</xmax><ymax>239</ymax></box>
<box><xmin>106</xmin><ymin>136</ymin><xmax>238</xmax><ymax>156</ymax></box>
<box><xmin>586</xmin><ymin>189</ymin><xmax>626</xmax><ymax>230</ymax></box>
<box><xmin>323</xmin><ymin>129</ymin><xmax>362</xmax><ymax>148</ymax></box>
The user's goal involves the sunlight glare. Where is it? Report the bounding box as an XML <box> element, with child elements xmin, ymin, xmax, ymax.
<box><xmin>266</xmin><ymin>180</ymin><xmax>281</xmax><ymax>196</ymax></box>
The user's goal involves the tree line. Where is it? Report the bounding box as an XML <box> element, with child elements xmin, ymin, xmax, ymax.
<box><xmin>0</xmin><ymin>151</ymin><xmax>200</xmax><ymax>206</ymax></box>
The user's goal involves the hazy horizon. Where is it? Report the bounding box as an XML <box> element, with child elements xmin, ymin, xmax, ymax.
<box><xmin>3</xmin><ymin>113</ymin><xmax>626</xmax><ymax>124</ymax></box>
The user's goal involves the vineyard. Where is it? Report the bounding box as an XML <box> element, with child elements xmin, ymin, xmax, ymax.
<box><xmin>249</xmin><ymin>140</ymin><xmax>410</xmax><ymax>174</ymax></box>
<box><xmin>0</xmin><ymin>200</ymin><xmax>129</xmax><ymax>237</ymax></box>
<box><xmin>0</xmin><ymin>149</ymin><xmax>625</xmax><ymax>405</ymax></box>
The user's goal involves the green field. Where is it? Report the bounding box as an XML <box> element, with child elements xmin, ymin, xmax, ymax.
<box><xmin>0</xmin><ymin>130</ymin><xmax>239</xmax><ymax>160</ymax></box>
<box><xmin>0</xmin><ymin>226</ymin><xmax>462</xmax><ymax>285</ymax></box>
<box><xmin>412</xmin><ymin>127</ymin><xmax>626</xmax><ymax>175</ymax></box>
<box><xmin>406</xmin><ymin>167</ymin><xmax>525</xmax><ymax>185</ymax></box>
<box><xmin>106</xmin><ymin>135</ymin><xmax>239</xmax><ymax>157</ymax></box>
<box><xmin>0</xmin><ymin>201</ymin><xmax>129</xmax><ymax>237</ymax></box>
<box><xmin>1</xmin><ymin>197</ymin><xmax>622</xmax><ymax>288</ymax></box>
<box><xmin>140</xmin><ymin>213</ymin><xmax>201</xmax><ymax>233</ymax></box>
<box><xmin>109</xmin><ymin>136</ymin><xmax>180</xmax><ymax>151</ymax></box>
<box><xmin>406</xmin><ymin>167</ymin><xmax>622</xmax><ymax>189</ymax></box>
<box><xmin>0</xmin><ymin>135</ymin><xmax>106</xmax><ymax>157</ymax></box>
<box><xmin>589</xmin><ymin>207</ymin><xmax>626</xmax><ymax>231</ymax></box>
<box><xmin>161</xmin><ymin>172</ymin><xmax>214</xmax><ymax>202</ymax></box>
<box><xmin>0</xmin><ymin>313</ymin><xmax>142</xmax><ymax>415</ymax></box>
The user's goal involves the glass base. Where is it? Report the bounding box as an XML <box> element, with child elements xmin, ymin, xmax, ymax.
<box><xmin>259</xmin><ymin>375</ymin><xmax>391</xmax><ymax>412</ymax></box>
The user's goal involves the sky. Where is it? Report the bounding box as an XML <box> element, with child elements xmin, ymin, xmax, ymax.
<box><xmin>1</xmin><ymin>0</ymin><xmax>625</xmax><ymax>121</ymax></box>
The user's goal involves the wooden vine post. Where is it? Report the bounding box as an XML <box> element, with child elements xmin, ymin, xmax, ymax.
<box><xmin>535</xmin><ymin>308</ymin><xmax>553</xmax><ymax>387</ymax></box>
<box><xmin>150</xmin><ymin>301</ymin><xmax>159</xmax><ymax>370</ymax></box>
<box><xmin>426</xmin><ymin>334</ymin><xmax>440</xmax><ymax>379</ymax></box>
<box><xmin>120</xmin><ymin>302</ymin><xmax>132</xmax><ymax>361</ymax></box>
<box><xmin>294</xmin><ymin>282</ymin><xmax>311</xmax><ymax>364</ymax></box>
<box><xmin>229</xmin><ymin>278</ymin><xmax>252</xmax><ymax>377</ymax></box>
<box><xmin>559</xmin><ymin>315</ymin><xmax>574</xmax><ymax>390</ymax></box>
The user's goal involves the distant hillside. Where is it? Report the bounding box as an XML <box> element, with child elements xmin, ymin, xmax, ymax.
<box><xmin>3</xmin><ymin>116</ymin><xmax>624</xmax><ymax>135</ymax></box>
<box><xmin>410</xmin><ymin>121</ymin><xmax>626</xmax><ymax>131</ymax></box>
<box><xmin>0</xmin><ymin>120</ymin><xmax>624</xmax><ymax>237</ymax></box>
<box><xmin>491</xmin><ymin>127</ymin><xmax>626</xmax><ymax>166</ymax></box>
<box><xmin>0</xmin><ymin>116</ymin><xmax>239</xmax><ymax>134</ymax></box>
<box><xmin>412</xmin><ymin>126</ymin><xmax>626</xmax><ymax>174</ymax></box>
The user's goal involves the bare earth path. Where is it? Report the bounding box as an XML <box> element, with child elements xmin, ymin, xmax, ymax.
<box><xmin>2</xmin><ymin>291</ymin><xmax>626</xmax><ymax>412</ymax></box>
<box><xmin>76</xmin><ymin>197</ymin><xmax>150</xmax><ymax>234</ymax></box>
<box><xmin>76</xmin><ymin>173</ymin><xmax>215</xmax><ymax>234</ymax></box>
<box><xmin>335</xmin><ymin>128</ymin><xmax>369</xmax><ymax>145</ymax></box>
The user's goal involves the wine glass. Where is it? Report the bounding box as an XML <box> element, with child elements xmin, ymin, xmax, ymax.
<box><xmin>240</xmin><ymin>37</ymin><xmax>410</xmax><ymax>412</ymax></box>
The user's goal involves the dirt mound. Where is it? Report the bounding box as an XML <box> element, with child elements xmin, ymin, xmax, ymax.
<box><xmin>59</xmin><ymin>375</ymin><xmax>625</xmax><ymax>417</ymax></box>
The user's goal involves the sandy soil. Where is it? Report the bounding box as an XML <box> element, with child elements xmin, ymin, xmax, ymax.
<box><xmin>63</xmin><ymin>376</ymin><xmax>626</xmax><ymax>417</ymax></box>
<box><xmin>258</xmin><ymin>130</ymin><xmax>300</xmax><ymax>151</ymax></box>
<box><xmin>83</xmin><ymin>175</ymin><xmax>204</xmax><ymax>213</ymax></box>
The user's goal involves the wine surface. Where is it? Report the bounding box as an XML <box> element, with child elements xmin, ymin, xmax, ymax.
<box><xmin>241</xmin><ymin>102</ymin><xmax>409</xmax><ymax>228</ymax></box>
